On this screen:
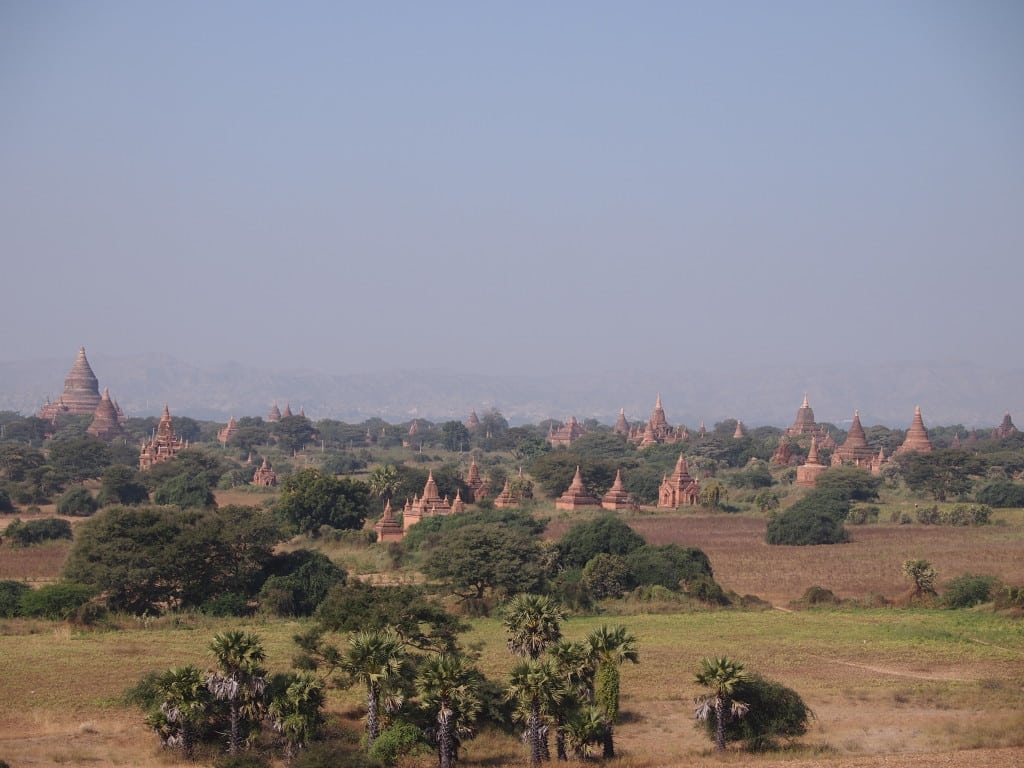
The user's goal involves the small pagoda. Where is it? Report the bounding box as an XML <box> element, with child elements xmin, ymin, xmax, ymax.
<box><xmin>630</xmin><ymin>394</ymin><xmax>685</xmax><ymax>448</ymax></box>
<box><xmin>218</xmin><ymin>416</ymin><xmax>238</xmax><ymax>446</ymax></box>
<box><xmin>895</xmin><ymin>406</ymin><xmax>934</xmax><ymax>455</ymax></box>
<box><xmin>465</xmin><ymin>410</ymin><xmax>482</xmax><ymax>431</ymax></box>
<box><xmin>268</xmin><ymin>401</ymin><xmax>282</xmax><ymax>423</ymax></box>
<box><xmin>555</xmin><ymin>467</ymin><xmax>600</xmax><ymax>511</ymax></box>
<box><xmin>601</xmin><ymin>469</ymin><xmax>637</xmax><ymax>511</ymax></box>
<box><xmin>252</xmin><ymin>458</ymin><xmax>278</xmax><ymax>487</ymax></box>
<box><xmin>992</xmin><ymin>412</ymin><xmax>1019</xmax><ymax>440</ymax></box>
<box><xmin>403</xmin><ymin>471</ymin><xmax>453</xmax><ymax>531</ymax></box>
<box><xmin>139</xmin><ymin>404</ymin><xmax>185</xmax><ymax>470</ymax></box>
<box><xmin>464</xmin><ymin>457</ymin><xmax>490</xmax><ymax>503</ymax></box>
<box><xmin>374</xmin><ymin>500</ymin><xmax>404</xmax><ymax>543</ymax></box>
<box><xmin>613</xmin><ymin>409</ymin><xmax>630</xmax><ymax>436</ymax></box>
<box><xmin>831</xmin><ymin>411</ymin><xmax>875</xmax><ymax>469</ymax></box>
<box><xmin>547</xmin><ymin>416</ymin><xmax>587</xmax><ymax>447</ymax></box>
<box><xmin>493</xmin><ymin>479</ymin><xmax>518</xmax><ymax>509</ymax></box>
<box><xmin>796</xmin><ymin>437</ymin><xmax>827</xmax><ymax>487</ymax></box>
<box><xmin>658</xmin><ymin>454</ymin><xmax>700</xmax><ymax>508</ymax></box>
<box><xmin>733</xmin><ymin>419</ymin><xmax>746</xmax><ymax>439</ymax></box>
<box><xmin>770</xmin><ymin>435</ymin><xmax>794</xmax><ymax>466</ymax></box>
<box><xmin>87</xmin><ymin>388</ymin><xmax>125</xmax><ymax>441</ymax></box>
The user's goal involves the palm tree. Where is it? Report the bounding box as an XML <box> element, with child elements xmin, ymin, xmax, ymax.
<box><xmin>268</xmin><ymin>671</ymin><xmax>325</xmax><ymax>764</ymax></box>
<box><xmin>206</xmin><ymin>631</ymin><xmax>268</xmax><ymax>755</ymax></box>
<box><xmin>150</xmin><ymin>665</ymin><xmax>211</xmax><ymax>761</ymax></box>
<box><xmin>693</xmin><ymin>656</ymin><xmax>750</xmax><ymax>752</ymax></box>
<box><xmin>416</xmin><ymin>653</ymin><xmax>482</xmax><ymax>768</ymax></box>
<box><xmin>503</xmin><ymin>593</ymin><xmax>564</xmax><ymax>660</ymax></box>
<box><xmin>564</xmin><ymin>706</ymin><xmax>606</xmax><ymax>760</ymax></box>
<box><xmin>548</xmin><ymin>639</ymin><xmax>594</xmax><ymax>760</ymax></box>
<box><xmin>587</xmin><ymin>624</ymin><xmax>639</xmax><ymax>758</ymax></box>
<box><xmin>340</xmin><ymin>628</ymin><xmax>407</xmax><ymax>749</ymax></box>
<box><xmin>368</xmin><ymin>464</ymin><xmax>399</xmax><ymax>500</ymax></box>
<box><xmin>507</xmin><ymin>658</ymin><xmax>566</xmax><ymax>767</ymax></box>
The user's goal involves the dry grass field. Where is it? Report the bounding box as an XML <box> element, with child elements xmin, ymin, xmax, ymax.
<box><xmin>0</xmin><ymin>610</ymin><xmax>1022</xmax><ymax>767</ymax></box>
<box><xmin>545</xmin><ymin>510</ymin><xmax>1024</xmax><ymax>606</ymax></box>
<box><xmin>2</xmin><ymin>500</ymin><xmax>1023</xmax><ymax>766</ymax></box>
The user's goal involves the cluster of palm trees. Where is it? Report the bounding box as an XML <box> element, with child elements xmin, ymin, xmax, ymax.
<box><xmin>502</xmin><ymin>593</ymin><xmax>639</xmax><ymax>765</ymax></box>
<box><xmin>149</xmin><ymin>631</ymin><xmax>323</xmax><ymax>762</ymax></box>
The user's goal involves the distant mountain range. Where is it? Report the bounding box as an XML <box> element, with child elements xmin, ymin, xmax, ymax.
<box><xmin>1</xmin><ymin>354</ymin><xmax>1021</xmax><ymax>430</ymax></box>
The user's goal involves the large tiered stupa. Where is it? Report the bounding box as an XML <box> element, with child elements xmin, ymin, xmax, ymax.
<box><xmin>895</xmin><ymin>406</ymin><xmax>934</xmax><ymax>455</ymax></box>
<box><xmin>831</xmin><ymin>411</ymin><xmax>876</xmax><ymax>469</ymax></box>
<box><xmin>38</xmin><ymin>347</ymin><xmax>103</xmax><ymax>419</ymax></box>
<box><xmin>631</xmin><ymin>394</ymin><xmax>686</xmax><ymax>448</ymax></box>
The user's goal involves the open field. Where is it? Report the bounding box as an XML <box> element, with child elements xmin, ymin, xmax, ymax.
<box><xmin>0</xmin><ymin>610</ymin><xmax>1022</xmax><ymax>766</ymax></box>
<box><xmin>545</xmin><ymin>510</ymin><xmax>1024</xmax><ymax>606</ymax></box>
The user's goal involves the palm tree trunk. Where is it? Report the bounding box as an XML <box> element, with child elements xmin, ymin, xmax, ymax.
<box><xmin>229</xmin><ymin>701</ymin><xmax>240</xmax><ymax>755</ymax></box>
<box><xmin>714</xmin><ymin>697</ymin><xmax>725</xmax><ymax>752</ymax></box>
<box><xmin>555</xmin><ymin>714</ymin><xmax>567</xmax><ymax>761</ymax></box>
<box><xmin>438</xmin><ymin>701</ymin><xmax>454</xmax><ymax>768</ymax></box>
<box><xmin>602</xmin><ymin>721</ymin><xmax>614</xmax><ymax>758</ymax></box>
<box><xmin>367</xmin><ymin>682</ymin><xmax>380</xmax><ymax>747</ymax></box>
<box><xmin>529</xmin><ymin>703</ymin><xmax>542</xmax><ymax>767</ymax></box>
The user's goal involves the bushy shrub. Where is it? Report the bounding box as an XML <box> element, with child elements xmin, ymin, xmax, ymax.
<box><xmin>19</xmin><ymin>582</ymin><xmax>95</xmax><ymax>620</ymax></box>
<box><xmin>623</xmin><ymin>544</ymin><xmax>714</xmax><ymax>591</ymax></box>
<box><xmin>0</xmin><ymin>487</ymin><xmax>13</xmax><ymax>512</ymax></box>
<box><xmin>975</xmin><ymin>479</ymin><xmax>1024</xmax><ymax>508</ymax></box>
<box><xmin>0</xmin><ymin>580</ymin><xmax>30</xmax><ymax>617</ymax></box>
<box><xmin>153</xmin><ymin>475</ymin><xmax>216</xmax><ymax>509</ymax></box>
<box><xmin>813</xmin><ymin>467</ymin><xmax>881</xmax><ymax>501</ymax></box>
<box><xmin>213</xmin><ymin>756</ymin><xmax>272</xmax><ymax>768</ymax></box>
<box><xmin>942</xmin><ymin>573</ymin><xmax>996</xmax><ymax>608</ymax></box>
<box><xmin>293</xmin><ymin>742</ymin><xmax>383</xmax><ymax>768</ymax></box>
<box><xmin>57</xmin><ymin>486</ymin><xmax>99</xmax><ymax>516</ymax></box>
<box><xmin>557</xmin><ymin>514</ymin><xmax>646</xmax><ymax>569</ymax></box>
<box><xmin>368</xmin><ymin>722</ymin><xmax>426</xmax><ymax>765</ymax></box>
<box><xmin>698</xmin><ymin>673</ymin><xmax>811</xmax><ymax>750</ymax></box>
<box><xmin>259</xmin><ymin>550</ymin><xmax>346</xmax><ymax>617</ymax></box>
<box><xmin>917</xmin><ymin>504</ymin><xmax>991</xmax><ymax>526</ymax></box>
<box><xmin>202</xmin><ymin>592</ymin><xmax>253</xmax><ymax>616</ymax></box>
<box><xmin>846</xmin><ymin>505</ymin><xmax>879</xmax><ymax>525</ymax></box>
<box><xmin>766</xmin><ymin>491</ymin><xmax>849</xmax><ymax>546</ymax></box>
<box><xmin>581</xmin><ymin>553</ymin><xmax>630</xmax><ymax>599</ymax></box>
<box><xmin>795</xmin><ymin>586</ymin><xmax>840</xmax><ymax>607</ymax></box>
<box><xmin>995</xmin><ymin>584</ymin><xmax>1024</xmax><ymax>610</ymax></box>
<box><xmin>3</xmin><ymin>517</ymin><xmax>73</xmax><ymax>546</ymax></box>
<box><xmin>683</xmin><ymin>574</ymin><xmax>730</xmax><ymax>605</ymax></box>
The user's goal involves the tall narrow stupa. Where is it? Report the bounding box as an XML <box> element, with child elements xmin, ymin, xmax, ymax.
<box><xmin>895</xmin><ymin>406</ymin><xmax>933</xmax><ymax>455</ymax></box>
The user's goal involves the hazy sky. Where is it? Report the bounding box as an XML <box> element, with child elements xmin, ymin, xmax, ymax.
<box><xmin>2</xmin><ymin>2</ymin><xmax>1022</xmax><ymax>376</ymax></box>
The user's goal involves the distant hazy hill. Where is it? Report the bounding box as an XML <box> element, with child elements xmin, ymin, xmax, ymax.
<box><xmin>1</xmin><ymin>354</ymin><xmax>1021</xmax><ymax>429</ymax></box>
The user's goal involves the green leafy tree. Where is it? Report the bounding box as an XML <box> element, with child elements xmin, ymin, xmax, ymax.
<box><xmin>48</xmin><ymin>437</ymin><xmax>112</xmax><ymax>483</ymax></box>
<box><xmin>557</xmin><ymin>514</ymin><xmax>646</xmax><ymax>570</ymax></box>
<box><xmin>19</xmin><ymin>582</ymin><xmax>95</xmax><ymax>620</ymax></box>
<box><xmin>340</xmin><ymin>629</ymin><xmax>408</xmax><ymax>749</ymax></box>
<box><xmin>368</xmin><ymin>464</ymin><xmax>399</xmax><ymax>500</ymax></box>
<box><xmin>57</xmin><ymin>486</ymin><xmax>99</xmax><ymax>516</ymax></box>
<box><xmin>3</xmin><ymin>517</ymin><xmax>72</xmax><ymax>546</ymax></box>
<box><xmin>902</xmin><ymin>559</ymin><xmax>937</xmax><ymax>598</ymax></box>
<box><xmin>976</xmin><ymin>479</ymin><xmax>1024</xmax><ymax>508</ymax></box>
<box><xmin>587</xmin><ymin>624</ymin><xmax>639</xmax><ymax>758</ymax></box>
<box><xmin>314</xmin><ymin>581</ymin><xmax>466</xmax><ymax>653</ymax></box>
<box><xmin>503</xmin><ymin>593</ymin><xmax>564</xmax><ymax>660</ymax></box>
<box><xmin>277</xmin><ymin>468</ymin><xmax>371</xmax><ymax>536</ymax></box>
<box><xmin>274</xmin><ymin>415</ymin><xmax>316</xmax><ymax>454</ymax></box>
<box><xmin>765</xmin><ymin>491</ymin><xmax>849</xmax><ymax>545</ymax></box>
<box><xmin>259</xmin><ymin>550</ymin><xmax>346</xmax><ymax>617</ymax></box>
<box><xmin>507</xmin><ymin>659</ymin><xmax>565</xmax><ymax>767</ymax></box>
<box><xmin>423</xmin><ymin>523</ymin><xmax>545</xmax><ymax>601</ymax></box>
<box><xmin>441</xmin><ymin>421</ymin><xmax>472</xmax><ymax>452</ymax></box>
<box><xmin>149</xmin><ymin>665</ymin><xmax>213</xmax><ymax>761</ymax></box>
<box><xmin>694</xmin><ymin>656</ymin><xmax>750</xmax><ymax>752</ymax></box>
<box><xmin>268</xmin><ymin>671</ymin><xmax>325</xmax><ymax>763</ymax></box>
<box><xmin>416</xmin><ymin>654</ymin><xmax>482</xmax><ymax>768</ymax></box>
<box><xmin>0</xmin><ymin>580</ymin><xmax>30</xmax><ymax>617</ymax></box>
<box><xmin>623</xmin><ymin>544</ymin><xmax>715</xmax><ymax>592</ymax></box>
<box><xmin>0</xmin><ymin>443</ymin><xmax>46</xmax><ymax>482</ymax></box>
<box><xmin>582</xmin><ymin>553</ymin><xmax>631</xmax><ymax>599</ymax></box>
<box><xmin>942</xmin><ymin>573</ymin><xmax>996</xmax><ymax>608</ymax></box>
<box><xmin>153</xmin><ymin>474</ymin><xmax>216</xmax><ymax>509</ymax></box>
<box><xmin>98</xmin><ymin>464</ymin><xmax>150</xmax><ymax>506</ymax></box>
<box><xmin>897</xmin><ymin>449</ymin><xmax>984</xmax><ymax>501</ymax></box>
<box><xmin>207</xmin><ymin>631</ymin><xmax>268</xmax><ymax>755</ymax></box>
<box><xmin>813</xmin><ymin>466</ymin><xmax>881</xmax><ymax>501</ymax></box>
<box><xmin>699</xmin><ymin>480</ymin><xmax>729</xmax><ymax>509</ymax></box>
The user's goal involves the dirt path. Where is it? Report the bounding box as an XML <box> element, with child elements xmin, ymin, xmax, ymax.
<box><xmin>815</xmin><ymin>656</ymin><xmax>971</xmax><ymax>681</ymax></box>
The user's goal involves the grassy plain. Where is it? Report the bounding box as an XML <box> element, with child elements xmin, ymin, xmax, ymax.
<box><xmin>0</xmin><ymin>610</ymin><xmax>1022</xmax><ymax>767</ymax></box>
<box><xmin>2</xmin><ymin>493</ymin><xmax>1024</xmax><ymax>766</ymax></box>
